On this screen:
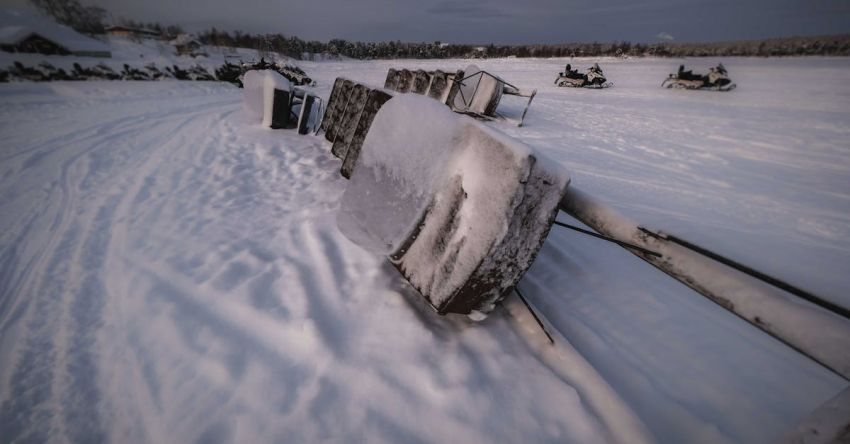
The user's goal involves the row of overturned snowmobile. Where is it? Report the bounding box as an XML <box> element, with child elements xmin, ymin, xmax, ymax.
<box><xmin>310</xmin><ymin>72</ymin><xmax>850</xmax><ymax>385</ymax></box>
<box><xmin>243</xmin><ymin>63</ymin><xmax>850</xmax><ymax>439</ymax></box>
<box><xmin>317</xmin><ymin>69</ymin><xmax>850</xmax><ymax>379</ymax></box>
<box><xmin>383</xmin><ymin>65</ymin><xmax>537</xmax><ymax>126</ymax></box>
<box><xmin>319</xmin><ymin>81</ymin><xmax>566</xmax><ymax>317</ymax></box>
<box><xmin>243</xmin><ymin>60</ymin><xmax>849</xmax><ymax>387</ymax></box>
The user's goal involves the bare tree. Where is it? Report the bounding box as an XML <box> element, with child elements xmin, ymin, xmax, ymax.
<box><xmin>29</xmin><ymin>0</ymin><xmax>106</xmax><ymax>34</ymax></box>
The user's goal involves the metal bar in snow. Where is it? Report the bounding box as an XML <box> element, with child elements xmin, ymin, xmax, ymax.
<box><xmin>554</xmin><ymin>220</ymin><xmax>661</xmax><ymax>257</ymax></box>
<box><xmin>558</xmin><ymin>186</ymin><xmax>850</xmax><ymax>381</ymax></box>
<box><xmin>638</xmin><ymin>228</ymin><xmax>850</xmax><ymax>321</ymax></box>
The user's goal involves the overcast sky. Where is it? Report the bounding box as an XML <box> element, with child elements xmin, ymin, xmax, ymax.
<box><xmin>4</xmin><ymin>0</ymin><xmax>850</xmax><ymax>43</ymax></box>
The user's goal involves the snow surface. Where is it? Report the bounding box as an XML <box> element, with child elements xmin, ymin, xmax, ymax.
<box><xmin>1</xmin><ymin>56</ymin><xmax>849</xmax><ymax>443</ymax></box>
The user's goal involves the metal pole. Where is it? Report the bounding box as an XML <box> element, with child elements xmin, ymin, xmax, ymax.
<box><xmin>558</xmin><ymin>186</ymin><xmax>850</xmax><ymax>381</ymax></box>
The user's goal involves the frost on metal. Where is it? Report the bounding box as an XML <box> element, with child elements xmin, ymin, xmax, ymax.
<box><xmin>337</xmin><ymin>95</ymin><xmax>570</xmax><ymax>315</ymax></box>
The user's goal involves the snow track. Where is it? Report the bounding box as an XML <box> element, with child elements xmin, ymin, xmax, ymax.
<box><xmin>1</xmin><ymin>57</ymin><xmax>849</xmax><ymax>443</ymax></box>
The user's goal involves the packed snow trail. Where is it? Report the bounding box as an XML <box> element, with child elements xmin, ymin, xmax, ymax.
<box><xmin>1</xmin><ymin>57</ymin><xmax>849</xmax><ymax>444</ymax></box>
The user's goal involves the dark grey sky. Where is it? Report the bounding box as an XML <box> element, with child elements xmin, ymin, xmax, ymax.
<box><xmin>5</xmin><ymin>0</ymin><xmax>850</xmax><ymax>43</ymax></box>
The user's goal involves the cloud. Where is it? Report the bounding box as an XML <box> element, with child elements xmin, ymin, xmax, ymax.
<box><xmin>427</xmin><ymin>0</ymin><xmax>511</xmax><ymax>19</ymax></box>
<box><xmin>656</xmin><ymin>32</ymin><xmax>674</xmax><ymax>40</ymax></box>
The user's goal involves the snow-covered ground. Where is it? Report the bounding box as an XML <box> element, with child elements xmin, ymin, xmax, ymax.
<box><xmin>1</xmin><ymin>56</ymin><xmax>848</xmax><ymax>443</ymax></box>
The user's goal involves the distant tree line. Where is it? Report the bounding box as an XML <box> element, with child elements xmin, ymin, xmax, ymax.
<box><xmin>196</xmin><ymin>30</ymin><xmax>850</xmax><ymax>60</ymax></box>
<box><xmin>515</xmin><ymin>35</ymin><xmax>850</xmax><ymax>58</ymax></box>
<box><xmin>197</xmin><ymin>29</ymin><xmax>477</xmax><ymax>59</ymax></box>
<box><xmin>116</xmin><ymin>19</ymin><xmax>184</xmax><ymax>40</ymax></box>
<box><xmin>27</xmin><ymin>0</ymin><xmax>850</xmax><ymax>58</ymax></box>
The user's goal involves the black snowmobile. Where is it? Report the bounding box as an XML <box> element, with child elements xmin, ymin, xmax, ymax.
<box><xmin>662</xmin><ymin>63</ymin><xmax>736</xmax><ymax>91</ymax></box>
<box><xmin>555</xmin><ymin>63</ymin><xmax>612</xmax><ymax>88</ymax></box>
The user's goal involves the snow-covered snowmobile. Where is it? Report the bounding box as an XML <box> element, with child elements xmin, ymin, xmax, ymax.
<box><xmin>555</xmin><ymin>63</ymin><xmax>612</xmax><ymax>88</ymax></box>
<box><xmin>662</xmin><ymin>63</ymin><xmax>736</xmax><ymax>91</ymax></box>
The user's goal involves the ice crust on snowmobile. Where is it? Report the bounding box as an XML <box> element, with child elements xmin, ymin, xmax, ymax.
<box><xmin>337</xmin><ymin>94</ymin><xmax>569</xmax><ymax>315</ymax></box>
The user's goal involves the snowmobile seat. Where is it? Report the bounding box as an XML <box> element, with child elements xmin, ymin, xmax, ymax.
<box><xmin>679</xmin><ymin>69</ymin><xmax>698</xmax><ymax>80</ymax></box>
<box><xmin>396</xmin><ymin>69</ymin><xmax>414</xmax><ymax>93</ymax></box>
<box><xmin>339</xmin><ymin>89</ymin><xmax>394</xmax><ymax>178</ymax></box>
<box><xmin>384</xmin><ymin>68</ymin><xmax>399</xmax><ymax>90</ymax></box>
<box><xmin>322</xmin><ymin>78</ymin><xmax>355</xmax><ymax>142</ymax></box>
<box><xmin>337</xmin><ymin>94</ymin><xmax>569</xmax><ymax>315</ymax></box>
<box><xmin>318</xmin><ymin>78</ymin><xmax>396</xmax><ymax>177</ymax></box>
<box><xmin>426</xmin><ymin>70</ymin><xmax>451</xmax><ymax>101</ymax></box>
<box><xmin>412</xmin><ymin>70</ymin><xmax>431</xmax><ymax>94</ymax></box>
<box><xmin>331</xmin><ymin>83</ymin><xmax>370</xmax><ymax>158</ymax></box>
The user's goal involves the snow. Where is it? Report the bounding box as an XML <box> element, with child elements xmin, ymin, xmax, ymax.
<box><xmin>775</xmin><ymin>385</ymin><xmax>850</xmax><ymax>443</ymax></box>
<box><xmin>1</xmin><ymin>56</ymin><xmax>849</xmax><ymax>443</ymax></box>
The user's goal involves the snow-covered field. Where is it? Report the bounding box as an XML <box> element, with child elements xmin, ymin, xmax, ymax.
<box><xmin>1</xmin><ymin>56</ymin><xmax>849</xmax><ymax>443</ymax></box>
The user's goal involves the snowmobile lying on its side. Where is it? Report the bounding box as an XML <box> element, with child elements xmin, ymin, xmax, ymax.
<box><xmin>662</xmin><ymin>63</ymin><xmax>736</xmax><ymax>91</ymax></box>
<box><xmin>555</xmin><ymin>63</ymin><xmax>612</xmax><ymax>88</ymax></box>
<box><xmin>381</xmin><ymin>65</ymin><xmax>537</xmax><ymax>126</ymax></box>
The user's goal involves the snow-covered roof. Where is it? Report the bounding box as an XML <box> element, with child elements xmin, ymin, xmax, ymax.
<box><xmin>0</xmin><ymin>10</ymin><xmax>109</xmax><ymax>54</ymax></box>
<box><xmin>0</xmin><ymin>25</ymin><xmax>31</xmax><ymax>44</ymax></box>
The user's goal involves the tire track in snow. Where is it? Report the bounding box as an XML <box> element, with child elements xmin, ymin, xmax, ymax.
<box><xmin>0</xmin><ymin>89</ymin><xmax>240</xmax><ymax>443</ymax></box>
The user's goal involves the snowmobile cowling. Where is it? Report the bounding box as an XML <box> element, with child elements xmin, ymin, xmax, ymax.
<box><xmin>336</xmin><ymin>94</ymin><xmax>569</xmax><ymax>316</ymax></box>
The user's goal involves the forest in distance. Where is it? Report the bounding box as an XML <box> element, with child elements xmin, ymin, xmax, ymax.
<box><xmin>196</xmin><ymin>29</ymin><xmax>850</xmax><ymax>60</ymax></box>
<box><xmin>24</xmin><ymin>0</ymin><xmax>850</xmax><ymax>60</ymax></box>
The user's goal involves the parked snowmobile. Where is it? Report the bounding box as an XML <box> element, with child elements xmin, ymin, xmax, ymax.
<box><xmin>555</xmin><ymin>63</ymin><xmax>611</xmax><ymax>88</ymax></box>
<box><xmin>662</xmin><ymin>63</ymin><xmax>736</xmax><ymax>91</ymax></box>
